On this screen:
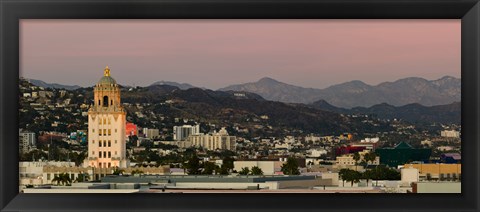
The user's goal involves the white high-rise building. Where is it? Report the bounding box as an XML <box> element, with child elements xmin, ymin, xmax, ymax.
<box><xmin>19</xmin><ymin>130</ymin><xmax>36</xmax><ymax>153</ymax></box>
<box><xmin>173</xmin><ymin>124</ymin><xmax>200</xmax><ymax>141</ymax></box>
<box><xmin>188</xmin><ymin>127</ymin><xmax>236</xmax><ymax>151</ymax></box>
<box><xmin>83</xmin><ymin>66</ymin><xmax>129</xmax><ymax>168</ymax></box>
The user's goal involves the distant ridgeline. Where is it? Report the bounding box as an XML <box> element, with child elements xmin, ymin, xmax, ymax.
<box><xmin>219</xmin><ymin>76</ymin><xmax>460</xmax><ymax>108</ymax></box>
<box><xmin>22</xmin><ymin>76</ymin><xmax>461</xmax><ymax>126</ymax></box>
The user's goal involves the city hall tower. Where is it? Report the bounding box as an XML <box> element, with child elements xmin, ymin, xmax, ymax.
<box><xmin>84</xmin><ymin>66</ymin><xmax>129</xmax><ymax>168</ymax></box>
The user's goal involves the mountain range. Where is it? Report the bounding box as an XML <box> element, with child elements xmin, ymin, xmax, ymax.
<box><xmin>28</xmin><ymin>76</ymin><xmax>460</xmax><ymax>108</ymax></box>
<box><xmin>24</xmin><ymin>77</ymin><xmax>460</xmax><ymax>125</ymax></box>
<box><xmin>27</xmin><ymin>79</ymin><xmax>81</xmax><ymax>90</ymax></box>
<box><xmin>219</xmin><ymin>76</ymin><xmax>460</xmax><ymax>108</ymax></box>
<box><xmin>121</xmin><ymin>85</ymin><xmax>460</xmax><ymax>126</ymax></box>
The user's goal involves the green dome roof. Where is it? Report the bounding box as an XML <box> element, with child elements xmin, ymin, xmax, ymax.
<box><xmin>97</xmin><ymin>76</ymin><xmax>117</xmax><ymax>85</ymax></box>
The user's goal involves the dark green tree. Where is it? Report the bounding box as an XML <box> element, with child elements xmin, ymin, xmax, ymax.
<box><xmin>74</xmin><ymin>172</ymin><xmax>90</xmax><ymax>182</ymax></box>
<box><xmin>222</xmin><ymin>156</ymin><xmax>235</xmax><ymax>171</ymax></box>
<box><xmin>364</xmin><ymin>152</ymin><xmax>377</xmax><ymax>165</ymax></box>
<box><xmin>202</xmin><ymin>161</ymin><xmax>217</xmax><ymax>175</ymax></box>
<box><xmin>52</xmin><ymin>173</ymin><xmax>72</xmax><ymax>186</ymax></box>
<box><xmin>281</xmin><ymin>157</ymin><xmax>300</xmax><ymax>175</ymax></box>
<box><xmin>250</xmin><ymin>166</ymin><xmax>264</xmax><ymax>175</ymax></box>
<box><xmin>353</xmin><ymin>152</ymin><xmax>361</xmax><ymax>171</ymax></box>
<box><xmin>238</xmin><ymin>167</ymin><xmax>250</xmax><ymax>175</ymax></box>
<box><xmin>216</xmin><ymin>165</ymin><xmax>229</xmax><ymax>175</ymax></box>
<box><xmin>362</xmin><ymin>169</ymin><xmax>374</xmax><ymax>186</ymax></box>
<box><xmin>112</xmin><ymin>167</ymin><xmax>125</xmax><ymax>175</ymax></box>
<box><xmin>184</xmin><ymin>154</ymin><xmax>202</xmax><ymax>175</ymax></box>
<box><xmin>342</xmin><ymin>169</ymin><xmax>362</xmax><ymax>187</ymax></box>
<box><xmin>338</xmin><ymin>169</ymin><xmax>349</xmax><ymax>187</ymax></box>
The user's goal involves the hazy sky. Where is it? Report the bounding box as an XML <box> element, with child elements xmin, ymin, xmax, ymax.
<box><xmin>20</xmin><ymin>19</ymin><xmax>460</xmax><ymax>90</ymax></box>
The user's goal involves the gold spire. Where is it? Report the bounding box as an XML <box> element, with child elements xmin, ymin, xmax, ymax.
<box><xmin>104</xmin><ymin>65</ymin><xmax>111</xmax><ymax>76</ymax></box>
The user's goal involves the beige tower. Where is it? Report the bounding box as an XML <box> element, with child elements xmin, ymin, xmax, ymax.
<box><xmin>84</xmin><ymin>66</ymin><xmax>129</xmax><ymax>168</ymax></box>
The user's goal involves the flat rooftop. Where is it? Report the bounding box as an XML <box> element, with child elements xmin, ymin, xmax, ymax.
<box><xmin>101</xmin><ymin>175</ymin><xmax>316</xmax><ymax>184</ymax></box>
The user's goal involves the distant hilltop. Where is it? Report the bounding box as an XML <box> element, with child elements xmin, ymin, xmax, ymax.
<box><xmin>219</xmin><ymin>76</ymin><xmax>460</xmax><ymax>108</ymax></box>
<box><xmin>26</xmin><ymin>78</ymin><xmax>82</xmax><ymax>91</ymax></box>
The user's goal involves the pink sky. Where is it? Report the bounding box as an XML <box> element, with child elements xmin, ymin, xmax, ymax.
<box><xmin>20</xmin><ymin>19</ymin><xmax>460</xmax><ymax>89</ymax></box>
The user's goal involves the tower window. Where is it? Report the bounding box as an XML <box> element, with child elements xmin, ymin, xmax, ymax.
<box><xmin>111</xmin><ymin>100</ymin><xmax>113</xmax><ymax>105</ymax></box>
<box><xmin>108</xmin><ymin>141</ymin><xmax>111</xmax><ymax>147</ymax></box>
<box><xmin>108</xmin><ymin>152</ymin><xmax>111</xmax><ymax>158</ymax></box>
<box><xmin>103</xmin><ymin>96</ymin><xmax>109</xmax><ymax>107</ymax></box>
<box><xmin>99</xmin><ymin>142</ymin><xmax>101</xmax><ymax>147</ymax></box>
<box><xmin>98</xmin><ymin>100</ymin><xmax>101</xmax><ymax>106</ymax></box>
<box><xmin>99</xmin><ymin>151</ymin><xmax>102</xmax><ymax>158</ymax></box>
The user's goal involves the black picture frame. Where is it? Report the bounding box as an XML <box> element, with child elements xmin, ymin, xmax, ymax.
<box><xmin>1</xmin><ymin>0</ymin><xmax>479</xmax><ymax>211</ymax></box>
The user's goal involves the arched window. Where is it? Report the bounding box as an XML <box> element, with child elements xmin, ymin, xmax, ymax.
<box><xmin>98</xmin><ymin>100</ymin><xmax>101</xmax><ymax>106</ymax></box>
<box><xmin>103</xmin><ymin>96</ymin><xmax>109</xmax><ymax>107</ymax></box>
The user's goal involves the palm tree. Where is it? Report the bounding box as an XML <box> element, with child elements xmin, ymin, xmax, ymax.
<box><xmin>51</xmin><ymin>174</ymin><xmax>62</xmax><ymax>186</ymax></box>
<box><xmin>363</xmin><ymin>169</ymin><xmax>374</xmax><ymax>186</ymax></box>
<box><xmin>52</xmin><ymin>173</ymin><xmax>72</xmax><ymax>186</ymax></box>
<box><xmin>353</xmin><ymin>152</ymin><xmax>361</xmax><ymax>171</ymax></box>
<box><xmin>338</xmin><ymin>169</ymin><xmax>349</xmax><ymax>187</ymax></box>
<box><xmin>343</xmin><ymin>169</ymin><xmax>361</xmax><ymax>187</ymax></box>
<box><xmin>364</xmin><ymin>152</ymin><xmax>377</xmax><ymax>166</ymax></box>
<box><xmin>61</xmin><ymin>173</ymin><xmax>72</xmax><ymax>186</ymax></box>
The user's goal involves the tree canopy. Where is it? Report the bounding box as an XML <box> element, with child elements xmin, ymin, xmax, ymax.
<box><xmin>281</xmin><ymin>157</ymin><xmax>300</xmax><ymax>175</ymax></box>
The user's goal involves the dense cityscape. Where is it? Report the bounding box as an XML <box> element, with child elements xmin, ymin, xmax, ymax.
<box><xmin>18</xmin><ymin>67</ymin><xmax>461</xmax><ymax>193</ymax></box>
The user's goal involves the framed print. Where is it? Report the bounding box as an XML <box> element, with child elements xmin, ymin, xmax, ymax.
<box><xmin>1</xmin><ymin>0</ymin><xmax>479</xmax><ymax>211</ymax></box>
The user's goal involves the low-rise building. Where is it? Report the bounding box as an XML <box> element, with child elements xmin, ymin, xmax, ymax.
<box><xmin>402</xmin><ymin>163</ymin><xmax>461</xmax><ymax>181</ymax></box>
<box><xmin>335</xmin><ymin>150</ymin><xmax>380</xmax><ymax>168</ymax></box>
<box><xmin>143</xmin><ymin>128</ymin><xmax>159</xmax><ymax>139</ymax></box>
<box><xmin>375</xmin><ymin>142</ymin><xmax>431</xmax><ymax>167</ymax></box>
<box><xmin>411</xmin><ymin>182</ymin><xmax>461</xmax><ymax>193</ymax></box>
<box><xmin>440</xmin><ymin>130</ymin><xmax>460</xmax><ymax>138</ymax></box>
<box><xmin>234</xmin><ymin>160</ymin><xmax>285</xmax><ymax>175</ymax></box>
